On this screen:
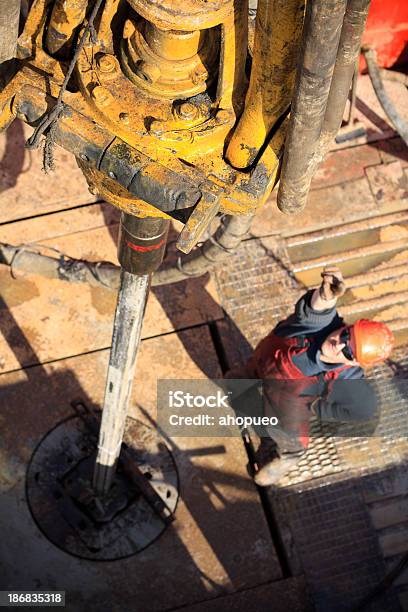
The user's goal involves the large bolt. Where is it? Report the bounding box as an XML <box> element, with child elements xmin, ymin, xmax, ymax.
<box><xmin>91</xmin><ymin>85</ymin><xmax>111</xmax><ymax>107</ymax></box>
<box><xmin>97</xmin><ymin>54</ymin><xmax>118</xmax><ymax>73</ymax></box>
<box><xmin>149</xmin><ymin>120</ymin><xmax>164</xmax><ymax>135</ymax></box>
<box><xmin>119</xmin><ymin>112</ymin><xmax>130</xmax><ymax>124</ymax></box>
<box><xmin>177</xmin><ymin>102</ymin><xmax>198</xmax><ymax>121</ymax></box>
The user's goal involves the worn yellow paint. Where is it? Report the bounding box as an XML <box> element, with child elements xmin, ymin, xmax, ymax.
<box><xmin>0</xmin><ymin>98</ymin><xmax>16</xmax><ymax>132</ymax></box>
<box><xmin>226</xmin><ymin>0</ymin><xmax>305</xmax><ymax>169</ymax></box>
<box><xmin>2</xmin><ymin>0</ymin><xmax>292</xmax><ymax>232</ymax></box>
<box><xmin>77</xmin><ymin>162</ymin><xmax>172</xmax><ymax>219</ymax></box>
<box><xmin>46</xmin><ymin>0</ymin><xmax>88</xmax><ymax>56</ymax></box>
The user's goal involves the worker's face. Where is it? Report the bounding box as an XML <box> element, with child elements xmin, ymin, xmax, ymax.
<box><xmin>320</xmin><ymin>325</ymin><xmax>360</xmax><ymax>366</ymax></box>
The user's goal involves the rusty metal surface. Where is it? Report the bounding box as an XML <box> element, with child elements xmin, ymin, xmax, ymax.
<box><xmin>27</xmin><ymin>415</ymin><xmax>179</xmax><ymax>560</ymax></box>
<box><xmin>366</xmin><ymin>160</ymin><xmax>408</xmax><ymax>204</ymax></box>
<box><xmin>249</xmin><ymin>71</ymin><xmax>408</xmax><ymax>239</ymax></box>
<box><xmin>0</xmin><ymin>329</ymin><xmax>282</xmax><ymax>610</ymax></box>
<box><xmin>3</xmin><ymin>0</ymin><xmax>399</xmax><ymax>250</ymax></box>
<box><xmin>311</xmin><ymin>142</ymin><xmax>381</xmax><ymax>189</ymax></box>
<box><xmin>286</xmin><ymin>211</ymin><xmax>408</xmax><ymax>249</ymax></box>
<box><xmin>1</xmin><ymin>0</ymin><xmax>405</xmax><ymax>251</ymax></box>
<box><xmin>127</xmin><ymin>0</ymin><xmax>233</xmax><ymax>30</ymax></box>
<box><xmin>0</xmin><ymin>262</ymin><xmax>223</xmax><ymax>371</ymax></box>
<box><xmin>0</xmin><ymin>0</ymin><xmax>280</xmax><ymax>247</ymax></box>
<box><xmin>378</xmin><ymin>137</ymin><xmax>408</xmax><ymax>167</ymax></box>
<box><xmin>252</xmin><ymin>174</ymin><xmax>407</xmax><ymax>239</ymax></box>
<box><xmin>46</xmin><ymin>0</ymin><xmax>88</xmax><ymax>57</ymax></box>
<box><xmin>292</xmin><ymin>238</ymin><xmax>408</xmax><ymax>273</ymax></box>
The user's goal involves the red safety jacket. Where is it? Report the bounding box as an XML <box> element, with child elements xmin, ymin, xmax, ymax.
<box><xmin>246</xmin><ymin>331</ymin><xmax>351</xmax><ymax>448</ymax></box>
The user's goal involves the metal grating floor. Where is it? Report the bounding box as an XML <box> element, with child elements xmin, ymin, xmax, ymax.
<box><xmin>214</xmin><ymin>216</ymin><xmax>408</xmax><ymax>611</ymax></box>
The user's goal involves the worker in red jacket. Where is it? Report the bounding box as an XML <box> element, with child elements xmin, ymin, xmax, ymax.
<box><xmin>226</xmin><ymin>266</ymin><xmax>394</xmax><ymax>487</ymax></box>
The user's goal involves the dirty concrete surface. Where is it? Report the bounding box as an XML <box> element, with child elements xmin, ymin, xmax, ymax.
<box><xmin>0</xmin><ymin>70</ymin><xmax>408</xmax><ymax>611</ymax></box>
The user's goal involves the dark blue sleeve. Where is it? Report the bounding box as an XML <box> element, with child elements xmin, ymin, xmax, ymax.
<box><xmin>275</xmin><ymin>290</ymin><xmax>344</xmax><ymax>338</ymax></box>
<box><xmin>315</xmin><ymin>376</ymin><xmax>379</xmax><ymax>425</ymax></box>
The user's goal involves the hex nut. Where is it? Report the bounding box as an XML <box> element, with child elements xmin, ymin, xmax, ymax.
<box><xmin>177</xmin><ymin>102</ymin><xmax>198</xmax><ymax>120</ymax></box>
<box><xmin>97</xmin><ymin>54</ymin><xmax>118</xmax><ymax>73</ymax></box>
<box><xmin>91</xmin><ymin>86</ymin><xmax>111</xmax><ymax>107</ymax></box>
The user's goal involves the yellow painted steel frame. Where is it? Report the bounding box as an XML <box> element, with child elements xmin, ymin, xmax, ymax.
<box><xmin>226</xmin><ymin>0</ymin><xmax>305</xmax><ymax>169</ymax></box>
<box><xmin>0</xmin><ymin>0</ymin><xmax>303</xmax><ymax>249</ymax></box>
<box><xmin>46</xmin><ymin>0</ymin><xmax>89</xmax><ymax>57</ymax></box>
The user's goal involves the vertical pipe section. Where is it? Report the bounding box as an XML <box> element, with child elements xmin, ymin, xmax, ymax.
<box><xmin>226</xmin><ymin>0</ymin><xmax>305</xmax><ymax>170</ymax></box>
<box><xmin>277</xmin><ymin>0</ymin><xmax>347</xmax><ymax>215</ymax></box>
<box><xmin>118</xmin><ymin>214</ymin><xmax>169</xmax><ymax>275</ymax></box>
<box><xmin>316</xmin><ymin>0</ymin><xmax>371</xmax><ymax>160</ymax></box>
<box><xmin>217</xmin><ymin>0</ymin><xmax>248</xmax><ymax>117</ymax></box>
<box><xmin>93</xmin><ymin>215</ymin><xmax>169</xmax><ymax>496</ymax></box>
<box><xmin>0</xmin><ymin>0</ymin><xmax>20</xmax><ymax>63</ymax></box>
<box><xmin>93</xmin><ymin>270</ymin><xmax>150</xmax><ymax>496</ymax></box>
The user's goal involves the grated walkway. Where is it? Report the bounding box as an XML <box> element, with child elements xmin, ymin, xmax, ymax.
<box><xmin>213</xmin><ymin>205</ymin><xmax>408</xmax><ymax>611</ymax></box>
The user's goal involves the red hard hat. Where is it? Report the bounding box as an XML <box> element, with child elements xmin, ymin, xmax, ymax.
<box><xmin>352</xmin><ymin>319</ymin><xmax>394</xmax><ymax>367</ymax></box>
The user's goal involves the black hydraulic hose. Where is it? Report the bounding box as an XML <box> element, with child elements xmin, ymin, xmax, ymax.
<box><xmin>0</xmin><ymin>214</ymin><xmax>254</xmax><ymax>289</ymax></box>
<box><xmin>157</xmin><ymin>213</ymin><xmax>254</xmax><ymax>285</ymax></box>
<box><xmin>0</xmin><ymin>0</ymin><xmax>20</xmax><ymax>63</ymax></box>
<box><xmin>363</xmin><ymin>47</ymin><xmax>408</xmax><ymax>148</ymax></box>
<box><xmin>277</xmin><ymin>0</ymin><xmax>347</xmax><ymax>215</ymax></box>
<box><xmin>317</xmin><ymin>0</ymin><xmax>371</xmax><ymax>158</ymax></box>
<box><xmin>0</xmin><ymin>244</ymin><xmax>120</xmax><ymax>288</ymax></box>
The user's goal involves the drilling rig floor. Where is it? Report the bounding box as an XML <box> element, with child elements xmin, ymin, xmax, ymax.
<box><xmin>1</xmin><ymin>72</ymin><xmax>408</xmax><ymax>611</ymax></box>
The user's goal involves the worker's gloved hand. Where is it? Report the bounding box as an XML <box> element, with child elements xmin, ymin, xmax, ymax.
<box><xmin>319</xmin><ymin>265</ymin><xmax>346</xmax><ymax>301</ymax></box>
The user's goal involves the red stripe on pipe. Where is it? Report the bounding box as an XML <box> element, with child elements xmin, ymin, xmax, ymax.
<box><xmin>126</xmin><ymin>238</ymin><xmax>166</xmax><ymax>253</ymax></box>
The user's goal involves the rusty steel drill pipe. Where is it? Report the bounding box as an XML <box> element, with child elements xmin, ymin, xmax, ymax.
<box><xmin>315</xmin><ymin>0</ymin><xmax>371</xmax><ymax>161</ymax></box>
<box><xmin>226</xmin><ymin>0</ymin><xmax>305</xmax><ymax>170</ymax></box>
<box><xmin>0</xmin><ymin>0</ymin><xmax>20</xmax><ymax>63</ymax></box>
<box><xmin>277</xmin><ymin>0</ymin><xmax>347</xmax><ymax>215</ymax></box>
<box><xmin>46</xmin><ymin>0</ymin><xmax>89</xmax><ymax>57</ymax></box>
